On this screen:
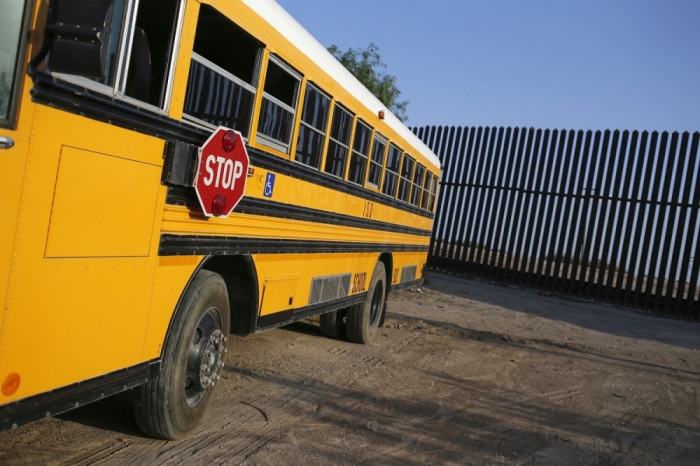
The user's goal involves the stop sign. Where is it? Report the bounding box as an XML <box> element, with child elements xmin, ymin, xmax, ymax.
<box><xmin>194</xmin><ymin>127</ymin><xmax>250</xmax><ymax>217</ymax></box>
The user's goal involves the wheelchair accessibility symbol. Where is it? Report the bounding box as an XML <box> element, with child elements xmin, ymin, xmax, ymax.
<box><xmin>264</xmin><ymin>172</ymin><xmax>275</xmax><ymax>198</ymax></box>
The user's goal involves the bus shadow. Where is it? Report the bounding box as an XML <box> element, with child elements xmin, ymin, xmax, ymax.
<box><xmin>55</xmin><ymin>390</ymin><xmax>150</xmax><ymax>438</ymax></box>
<box><xmin>278</xmin><ymin>319</ymin><xmax>324</xmax><ymax>337</ymax></box>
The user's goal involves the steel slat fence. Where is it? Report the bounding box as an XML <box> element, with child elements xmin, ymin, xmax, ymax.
<box><xmin>414</xmin><ymin>126</ymin><xmax>700</xmax><ymax>320</ymax></box>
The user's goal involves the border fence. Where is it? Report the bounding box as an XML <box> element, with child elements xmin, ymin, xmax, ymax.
<box><xmin>413</xmin><ymin>126</ymin><xmax>700</xmax><ymax>320</ymax></box>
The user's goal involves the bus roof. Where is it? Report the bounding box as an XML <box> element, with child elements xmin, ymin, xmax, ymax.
<box><xmin>240</xmin><ymin>0</ymin><xmax>441</xmax><ymax>169</ymax></box>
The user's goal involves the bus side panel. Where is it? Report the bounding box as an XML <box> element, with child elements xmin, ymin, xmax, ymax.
<box><xmin>141</xmin><ymin>255</ymin><xmax>203</xmax><ymax>360</ymax></box>
<box><xmin>253</xmin><ymin>252</ymin><xmax>380</xmax><ymax>316</ymax></box>
<box><xmin>390</xmin><ymin>251</ymin><xmax>428</xmax><ymax>285</ymax></box>
<box><xmin>0</xmin><ymin>105</ymin><xmax>165</xmax><ymax>403</ymax></box>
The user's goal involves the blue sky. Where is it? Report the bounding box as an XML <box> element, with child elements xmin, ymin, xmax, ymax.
<box><xmin>276</xmin><ymin>0</ymin><xmax>700</xmax><ymax>133</ymax></box>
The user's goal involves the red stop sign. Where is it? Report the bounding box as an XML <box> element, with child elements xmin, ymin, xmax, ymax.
<box><xmin>194</xmin><ymin>127</ymin><xmax>250</xmax><ymax>217</ymax></box>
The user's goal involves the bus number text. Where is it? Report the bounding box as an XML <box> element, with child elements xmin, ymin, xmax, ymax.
<box><xmin>363</xmin><ymin>201</ymin><xmax>374</xmax><ymax>219</ymax></box>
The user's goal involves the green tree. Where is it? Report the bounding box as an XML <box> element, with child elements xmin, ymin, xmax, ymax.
<box><xmin>328</xmin><ymin>43</ymin><xmax>409</xmax><ymax>123</ymax></box>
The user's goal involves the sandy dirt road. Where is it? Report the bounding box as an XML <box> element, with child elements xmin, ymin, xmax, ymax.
<box><xmin>1</xmin><ymin>272</ymin><xmax>699</xmax><ymax>465</ymax></box>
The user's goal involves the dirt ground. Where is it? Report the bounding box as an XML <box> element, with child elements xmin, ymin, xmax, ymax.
<box><xmin>1</xmin><ymin>272</ymin><xmax>699</xmax><ymax>465</ymax></box>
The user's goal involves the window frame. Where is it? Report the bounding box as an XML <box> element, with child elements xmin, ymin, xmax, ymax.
<box><xmin>398</xmin><ymin>154</ymin><xmax>415</xmax><ymax>203</ymax></box>
<box><xmin>381</xmin><ymin>143</ymin><xmax>403</xmax><ymax>198</ymax></box>
<box><xmin>50</xmin><ymin>0</ymin><xmax>187</xmax><ymax>115</ymax></box>
<box><xmin>323</xmin><ymin>103</ymin><xmax>354</xmax><ymax>179</ymax></box>
<box><xmin>411</xmin><ymin>163</ymin><xmax>426</xmax><ymax>207</ymax></box>
<box><xmin>182</xmin><ymin>51</ymin><xmax>261</xmax><ymax>137</ymax></box>
<box><xmin>255</xmin><ymin>54</ymin><xmax>302</xmax><ymax>154</ymax></box>
<box><xmin>347</xmin><ymin>119</ymin><xmax>372</xmax><ymax>186</ymax></box>
<box><xmin>421</xmin><ymin>170</ymin><xmax>434</xmax><ymax>210</ymax></box>
<box><xmin>294</xmin><ymin>81</ymin><xmax>331</xmax><ymax>169</ymax></box>
<box><xmin>428</xmin><ymin>173</ymin><xmax>440</xmax><ymax>212</ymax></box>
<box><xmin>366</xmin><ymin>132</ymin><xmax>388</xmax><ymax>189</ymax></box>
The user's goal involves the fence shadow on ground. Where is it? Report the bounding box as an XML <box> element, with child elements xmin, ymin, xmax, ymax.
<box><xmin>422</xmin><ymin>271</ymin><xmax>700</xmax><ymax>351</ymax></box>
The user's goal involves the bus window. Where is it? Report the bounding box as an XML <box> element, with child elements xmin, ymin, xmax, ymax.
<box><xmin>367</xmin><ymin>133</ymin><xmax>387</xmax><ymax>188</ymax></box>
<box><xmin>0</xmin><ymin>0</ymin><xmax>27</xmax><ymax>125</ymax></box>
<box><xmin>257</xmin><ymin>56</ymin><xmax>301</xmax><ymax>153</ymax></box>
<box><xmin>411</xmin><ymin>163</ymin><xmax>426</xmax><ymax>206</ymax></box>
<box><xmin>428</xmin><ymin>173</ymin><xmax>439</xmax><ymax>211</ymax></box>
<box><xmin>183</xmin><ymin>5</ymin><xmax>262</xmax><ymax>137</ymax></box>
<box><xmin>348</xmin><ymin>120</ymin><xmax>372</xmax><ymax>185</ymax></box>
<box><xmin>47</xmin><ymin>0</ymin><xmax>183</xmax><ymax>110</ymax></box>
<box><xmin>126</xmin><ymin>0</ymin><xmax>182</xmax><ymax>107</ymax></box>
<box><xmin>295</xmin><ymin>83</ymin><xmax>330</xmax><ymax>169</ymax></box>
<box><xmin>421</xmin><ymin>171</ymin><xmax>434</xmax><ymax>210</ymax></box>
<box><xmin>324</xmin><ymin>104</ymin><xmax>353</xmax><ymax>178</ymax></box>
<box><xmin>398</xmin><ymin>155</ymin><xmax>415</xmax><ymax>202</ymax></box>
<box><xmin>56</xmin><ymin>0</ymin><xmax>127</xmax><ymax>89</ymax></box>
<box><xmin>382</xmin><ymin>144</ymin><xmax>402</xmax><ymax>198</ymax></box>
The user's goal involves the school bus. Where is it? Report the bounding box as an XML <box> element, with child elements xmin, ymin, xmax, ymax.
<box><xmin>0</xmin><ymin>0</ymin><xmax>441</xmax><ymax>439</ymax></box>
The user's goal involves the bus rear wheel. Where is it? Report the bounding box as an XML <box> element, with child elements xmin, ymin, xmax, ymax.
<box><xmin>319</xmin><ymin>308</ymin><xmax>347</xmax><ymax>339</ymax></box>
<box><xmin>347</xmin><ymin>262</ymin><xmax>386</xmax><ymax>344</ymax></box>
<box><xmin>133</xmin><ymin>270</ymin><xmax>230</xmax><ymax>440</ymax></box>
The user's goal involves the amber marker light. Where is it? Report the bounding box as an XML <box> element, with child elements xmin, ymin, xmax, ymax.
<box><xmin>378</xmin><ymin>110</ymin><xmax>386</xmax><ymax>120</ymax></box>
<box><xmin>2</xmin><ymin>372</ymin><xmax>20</xmax><ymax>396</ymax></box>
<box><xmin>222</xmin><ymin>130</ymin><xmax>238</xmax><ymax>153</ymax></box>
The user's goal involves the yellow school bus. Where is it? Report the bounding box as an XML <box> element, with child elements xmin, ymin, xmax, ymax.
<box><xmin>0</xmin><ymin>0</ymin><xmax>441</xmax><ymax>439</ymax></box>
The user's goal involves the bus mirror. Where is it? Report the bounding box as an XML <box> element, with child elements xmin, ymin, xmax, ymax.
<box><xmin>46</xmin><ymin>0</ymin><xmax>114</xmax><ymax>78</ymax></box>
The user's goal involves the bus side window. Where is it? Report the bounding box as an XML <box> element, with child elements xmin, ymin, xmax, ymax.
<box><xmin>411</xmin><ymin>163</ymin><xmax>426</xmax><ymax>206</ymax></box>
<box><xmin>257</xmin><ymin>56</ymin><xmax>302</xmax><ymax>153</ymax></box>
<box><xmin>125</xmin><ymin>0</ymin><xmax>182</xmax><ymax>107</ymax></box>
<box><xmin>348</xmin><ymin>120</ymin><xmax>372</xmax><ymax>185</ymax></box>
<box><xmin>382</xmin><ymin>144</ymin><xmax>402</xmax><ymax>198</ymax></box>
<box><xmin>421</xmin><ymin>170</ymin><xmax>434</xmax><ymax>210</ymax></box>
<box><xmin>398</xmin><ymin>155</ymin><xmax>415</xmax><ymax>203</ymax></box>
<box><xmin>183</xmin><ymin>5</ymin><xmax>263</xmax><ymax>138</ymax></box>
<box><xmin>295</xmin><ymin>83</ymin><xmax>331</xmax><ymax>169</ymax></box>
<box><xmin>367</xmin><ymin>133</ymin><xmax>387</xmax><ymax>188</ymax></box>
<box><xmin>429</xmin><ymin>173</ymin><xmax>440</xmax><ymax>212</ymax></box>
<box><xmin>324</xmin><ymin>104</ymin><xmax>353</xmax><ymax>178</ymax></box>
<box><xmin>46</xmin><ymin>0</ymin><xmax>183</xmax><ymax>110</ymax></box>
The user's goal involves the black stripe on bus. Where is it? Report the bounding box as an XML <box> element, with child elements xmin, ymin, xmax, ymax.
<box><xmin>159</xmin><ymin>235</ymin><xmax>429</xmax><ymax>256</ymax></box>
<box><xmin>0</xmin><ymin>360</ymin><xmax>160</xmax><ymax>433</ymax></box>
<box><xmin>30</xmin><ymin>72</ymin><xmax>434</xmax><ymax>220</ymax></box>
<box><xmin>166</xmin><ymin>186</ymin><xmax>432</xmax><ymax>238</ymax></box>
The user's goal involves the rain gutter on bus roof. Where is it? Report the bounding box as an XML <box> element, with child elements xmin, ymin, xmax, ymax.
<box><xmin>240</xmin><ymin>0</ymin><xmax>441</xmax><ymax>169</ymax></box>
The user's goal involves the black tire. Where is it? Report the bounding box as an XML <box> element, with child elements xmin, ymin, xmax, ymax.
<box><xmin>347</xmin><ymin>261</ymin><xmax>387</xmax><ymax>344</ymax></box>
<box><xmin>319</xmin><ymin>308</ymin><xmax>347</xmax><ymax>339</ymax></box>
<box><xmin>133</xmin><ymin>270</ymin><xmax>230</xmax><ymax>440</ymax></box>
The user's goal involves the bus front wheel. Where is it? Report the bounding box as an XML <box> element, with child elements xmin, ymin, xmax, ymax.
<box><xmin>133</xmin><ymin>270</ymin><xmax>230</xmax><ymax>440</ymax></box>
<box><xmin>347</xmin><ymin>261</ymin><xmax>386</xmax><ymax>344</ymax></box>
